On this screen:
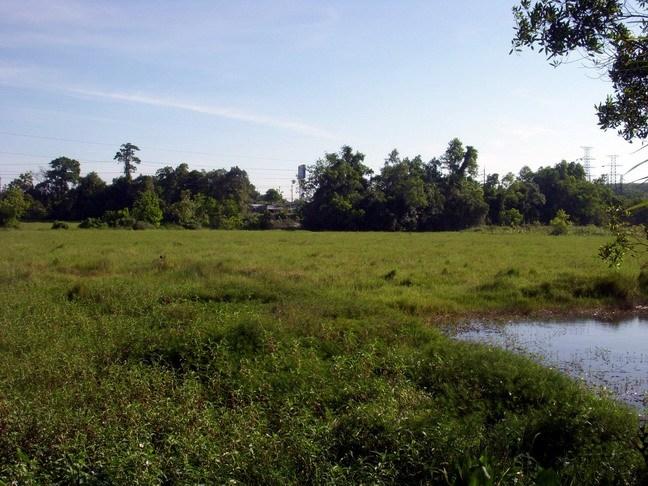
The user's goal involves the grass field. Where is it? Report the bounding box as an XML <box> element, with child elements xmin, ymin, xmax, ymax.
<box><xmin>0</xmin><ymin>225</ymin><xmax>646</xmax><ymax>484</ymax></box>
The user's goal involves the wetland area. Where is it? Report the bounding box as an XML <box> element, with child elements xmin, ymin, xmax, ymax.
<box><xmin>453</xmin><ymin>317</ymin><xmax>648</xmax><ymax>411</ymax></box>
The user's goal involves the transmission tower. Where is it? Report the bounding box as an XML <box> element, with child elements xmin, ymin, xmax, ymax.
<box><xmin>607</xmin><ymin>154</ymin><xmax>620</xmax><ymax>189</ymax></box>
<box><xmin>581</xmin><ymin>146</ymin><xmax>594</xmax><ymax>182</ymax></box>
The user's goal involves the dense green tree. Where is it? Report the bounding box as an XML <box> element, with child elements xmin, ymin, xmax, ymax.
<box><xmin>512</xmin><ymin>0</ymin><xmax>648</xmax><ymax>141</ymax></box>
<box><xmin>441</xmin><ymin>178</ymin><xmax>489</xmax><ymax>230</ymax></box>
<box><xmin>6</xmin><ymin>172</ymin><xmax>45</xmax><ymax>221</ymax></box>
<box><xmin>302</xmin><ymin>146</ymin><xmax>373</xmax><ymax>230</ymax></box>
<box><xmin>104</xmin><ymin>177</ymin><xmax>134</xmax><ymax>213</ymax></box>
<box><xmin>156</xmin><ymin>164</ymin><xmax>186</xmax><ymax>203</ymax></box>
<box><xmin>374</xmin><ymin>151</ymin><xmax>437</xmax><ymax>230</ymax></box>
<box><xmin>7</xmin><ymin>172</ymin><xmax>34</xmax><ymax>193</ymax></box>
<box><xmin>167</xmin><ymin>190</ymin><xmax>208</xmax><ymax>227</ymax></box>
<box><xmin>43</xmin><ymin>157</ymin><xmax>81</xmax><ymax>196</ymax></box>
<box><xmin>0</xmin><ymin>187</ymin><xmax>29</xmax><ymax>227</ymax></box>
<box><xmin>219</xmin><ymin>167</ymin><xmax>256</xmax><ymax>208</ymax></box>
<box><xmin>35</xmin><ymin>157</ymin><xmax>81</xmax><ymax>219</ymax></box>
<box><xmin>441</xmin><ymin>138</ymin><xmax>479</xmax><ymax>180</ymax></box>
<box><xmin>261</xmin><ymin>188</ymin><xmax>284</xmax><ymax>204</ymax></box>
<box><xmin>74</xmin><ymin>172</ymin><xmax>107</xmax><ymax>219</ymax></box>
<box><xmin>132</xmin><ymin>190</ymin><xmax>163</xmax><ymax>226</ymax></box>
<box><xmin>437</xmin><ymin>139</ymin><xmax>487</xmax><ymax>229</ymax></box>
<box><xmin>500</xmin><ymin>207</ymin><xmax>524</xmax><ymax>226</ymax></box>
<box><xmin>532</xmin><ymin>161</ymin><xmax>616</xmax><ymax>224</ymax></box>
<box><xmin>501</xmin><ymin>179</ymin><xmax>546</xmax><ymax>223</ymax></box>
<box><xmin>114</xmin><ymin>143</ymin><xmax>141</xmax><ymax>181</ymax></box>
<box><xmin>483</xmin><ymin>174</ymin><xmax>505</xmax><ymax>224</ymax></box>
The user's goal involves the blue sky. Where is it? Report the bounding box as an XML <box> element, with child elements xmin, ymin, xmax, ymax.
<box><xmin>0</xmin><ymin>0</ymin><xmax>644</xmax><ymax>194</ymax></box>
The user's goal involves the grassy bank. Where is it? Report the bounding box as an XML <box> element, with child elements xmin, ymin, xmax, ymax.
<box><xmin>0</xmin><ymin>226</ymin><xmax>646</xmax><ymax>483</ymax></box>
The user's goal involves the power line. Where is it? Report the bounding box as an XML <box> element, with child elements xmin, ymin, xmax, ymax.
<box><xmin>0</xmin><ymin>130</ymin><xmax>305</xmax><ymax>163</ymax></box>
<box><xmin>0</xmin><ymin>151</ymin><xmax>295</xmax><ymax>172</ymax></box>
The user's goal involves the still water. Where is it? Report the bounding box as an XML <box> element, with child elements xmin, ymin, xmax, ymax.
<box><xmin>453</xmin><ymin>317</ymin><xmax>648</xmax><ymax>411</ymax></box>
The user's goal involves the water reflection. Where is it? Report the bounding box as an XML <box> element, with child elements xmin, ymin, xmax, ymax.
<box><xmin>454</xmin><ymin>317</ymin><xmax>648</xmax><ymax>411</ymax></box>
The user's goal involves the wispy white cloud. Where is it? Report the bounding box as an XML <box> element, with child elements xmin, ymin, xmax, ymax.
<box><xmin>0</xmin><ymin>0</ymin><xmax>338</xmax><ymax>54</ymax></box>
<box><xmin>69</xmin><ymin>88</ymin><xmax>335</xmax><ymax>139</ymax></box>
<box><xmin>0</xmin><ymin>0</ymin><xmax>108</xmax><ymax>25</ymax></box>
<box><xmin>0</xmin><ymin>62</ymin><xmax>334</xmax><ymax>139</ymax></box>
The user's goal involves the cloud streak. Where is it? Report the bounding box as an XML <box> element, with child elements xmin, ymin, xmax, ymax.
<box><xmin>69</xmin><ymin>88</ymin><xmax>335</xmax><ymax>139</ymax></box>
<box><xmin>0</xmin><ymin>62</ymin><xmax>334</xmax><ymax>139</ymax></box>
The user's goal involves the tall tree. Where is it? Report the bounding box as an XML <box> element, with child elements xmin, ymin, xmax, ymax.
<box><xmin>45</xmin><ymin>157</ymin><xmax>81</xmax><ymax>196</ymax></box>
<box><xmin>441</xmin><ymin>138</ymin><xmax>479</xmax><ymax>180</ymax></box>
<box><xmin>75</xmin><ymin>172</ymin><xmax>107</xmax><ymax>218</ymax></box>
<box><xmin>437</xmin><ymin>139</ymin><xmax>487</xmax><ymax>230</ymax></box>
<box><xmin>7</xmin><ymin>172</ymin><xmax>34</xmax><ymax>193</ymax></box>
<box><xmin>374</xmin><ymin>151</ymin><xmax>438</xmax><ymax>231</ymax></box>
<box><xmin>114</xmin><ymin>143</ymin><xmax>141</xmax><ymax>181</ymax></box>
<box><xmin>302</xmin><ymin>146</ymin><xmax>373</xmax><ymax>230</ymax></box>
<box><xmin>261</xmin><ymin>188</ymin><xmax>284</xmax><ymax>203</ymax></box>
<box><xmin>512</xmin><ymin>0</ymin><xmax>648</xmax><ymax>141</ymax></box>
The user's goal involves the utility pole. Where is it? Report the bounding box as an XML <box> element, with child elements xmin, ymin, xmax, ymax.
<box><xmin>581</xmin><ymin>146</ymin><xmax>594</xmax><ymax>182</ymax></box>
<box><xmin>482</xmin><ymin>166</ymin><xmax>486</xmax><ymax>186</ymax></box>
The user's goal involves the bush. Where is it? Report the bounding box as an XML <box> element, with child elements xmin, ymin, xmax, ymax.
<box><xmin>78</xmin><ymin>218</ymin><xmax>107</xmax><ymax>229</ymax></box>
<box><xmin>500</xmin><ymin>208</ymin><xmax>523</xmax><ymax>227</ymax></box>
<box><xmin>133</xmin><ymin>220</ymin><xmax>154</xmax><ymax>230</ymax></box>
<box><xmin>132</xmin><ymin>191</ymin><xmax>163</xmax><ymax>227</ymax></box>
<box><xmin>103</xmin><ymin>208</ymin><xmax>135</xmax><ymax>228</ymax></box>
<box><xmin>550</xmin><ymin>209</ymin><xmax>571</xmax><ymax>235</ymax></box>
<box><xmin>0</xmin><ymin>187</ymin><xmax>29</xmax><ymax>227</ymax></box>
<box><xmin>51</xmin><ymin>221</ymin><xmax>69</xmax><ymax>230</ymax></box>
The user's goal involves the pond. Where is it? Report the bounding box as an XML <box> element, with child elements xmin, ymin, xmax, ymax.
<box><xmin>453</xmin><ymin>317</ymin><xmax>648</xmax><ymax>412</ymax></box>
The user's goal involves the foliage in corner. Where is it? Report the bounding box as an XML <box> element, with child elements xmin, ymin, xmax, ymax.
<box><xmin>512</xmin><ymin>0</ymin><xmax>648</xmax><ymax>143</ymax></box>
<box><xmin>600</xmin><ymin>204</ymin><xmax>648</xmax><ymax>268</ymax></box>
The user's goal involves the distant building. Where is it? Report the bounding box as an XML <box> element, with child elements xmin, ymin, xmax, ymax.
<box><xmin>249</xmin><ymin>203</ymin><xmax>285</xmax><ymax>214</ymax></box>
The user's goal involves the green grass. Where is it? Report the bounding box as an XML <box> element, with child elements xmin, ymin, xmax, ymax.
<box><xmin>0</xmin><ymin>225</ymin><xmax>646</xmax><ymax>484</ymax></box>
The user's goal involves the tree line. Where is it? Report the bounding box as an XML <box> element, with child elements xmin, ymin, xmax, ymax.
<box><xmin>0</xmin><ymin>139</ymin><xmax>637</xmax><ymax>230</ymax></box>
<box><xmin>302</xmin><ymin>139</ymin><xmax>623</xmax><ymax>231</ymax></box>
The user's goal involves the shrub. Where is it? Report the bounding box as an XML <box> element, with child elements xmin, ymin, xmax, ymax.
<box><xmin>500</xmin><ymin>208</ymin><xmax>523</xmax><ymax>227</ymax></box>
<box><xmin>167</xmin><ymin>191</ymin><xmax>205</xmax><ymax>228</ymax></box>
<box><xmin>103</xmin><ymin>208</ymin><xmax>135</xmax><ymax>228</ymax></box>
<box><xmin>550</xmin><ymin>209</ymin><xmax>571</xmax><ymax>235</ymax></box>
<box><xmin>51</xmin><ymin>221</ymin><xmax>69</xmax><ymax>230</ymax></box>
<box><xmin>132</xmin><ymin>190</ymin><xmax>163</xmax><ymax>227</ymax></box>
<box><xmin>182</xmin><ymin>222</ymin><xmax>201</xmax><ymax>230</ymax></box>
<box><xmin>0</xmin><ymin>187</ymin><xmax>29</xmax><ymax>227</ymax></box>
<box><xmin>78</xmin><ymin>218</ymin><xmax>107</xmax><ymax>229</ymax></box>
<box><xmin>133</xmin><ymin>220</ymin><xmax>154</xmax><ymax>230</ymax></box>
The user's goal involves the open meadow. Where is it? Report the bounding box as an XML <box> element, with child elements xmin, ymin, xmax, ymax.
<box><xmin>0</xmin><ymin>225</ymin><xmax>647</xmax><ymax>483</ymax></box>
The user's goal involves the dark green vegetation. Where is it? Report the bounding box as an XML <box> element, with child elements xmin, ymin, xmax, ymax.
<box><xmin>302</xmin><ymin>143</ymin><xmax>619</xmax><ymax>231</ymax></box>
<box><xmin>0</xmin><ymin>228</ymin><xmax>646</xmax><ymax>484</ymax></box>
<box><xmin>0</xmin><ymin>139</ymin><xmax>634</xmax><ymax>233</ymax></box>
<box><xmin>512</xmin><ymin>0</ymin><xmax>648</xmax><ymax>142</ymax></box>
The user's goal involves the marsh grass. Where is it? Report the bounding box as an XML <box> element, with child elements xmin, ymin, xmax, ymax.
<box><xmin>0</xmin><ymin>226</ymin><xmax>646</xmax><ymax>483</ymax></box>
